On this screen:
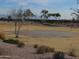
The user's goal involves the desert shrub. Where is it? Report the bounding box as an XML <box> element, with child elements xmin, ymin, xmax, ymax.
<box><xmin>0</xmin><ymin>32</ymin><xmax>6</xmax><ymax>40</ymax></box>
<box><xmin>68</xmin><ymin>48</ymin><xmax>76</xmax><ymax>57</ymax></box>
<box><xmin>46</xmin><ymin>48</ymin><xmax>55</xmax><ymax>52</ymax></box>
<box><xmin>53</xmin><ymin>51</ymin><xmax>65</xmax><ymax>59</ymax></box>
<box><xmin>36</xmin><ymin>46</ymin><xmax>46</xmax><ymax>54</ymax></box>
<box><xmin>3</xmin><ymin>39</ymin><xmax>19</xmax><ymax>44</ymax></box>
<box><xmin>33</xmin><ymin>44</ymin><xmax>38</xmax><ymax>48</ymax></box>
<box><xmin>17</xmin><ymin>42</ymin><xmax>25</xmax><ymax>47</ymax></box>
<box><xmin>36</xmin><ymin>46</ymin><xmax>55</xmax><ymax>54</ymax></box>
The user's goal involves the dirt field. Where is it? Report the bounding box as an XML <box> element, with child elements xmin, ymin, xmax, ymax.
<box><xmin>0</xmin><ymin>22</ymin><xmax>79</xmax><ymax>57</ymax></box>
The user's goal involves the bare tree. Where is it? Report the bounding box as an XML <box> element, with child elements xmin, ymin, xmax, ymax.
<box><xmin>71</xmin><ymin>8</ymin><xmax>79</xmax><ymax>27</ymax></box>
<box><xmin>23</xmin><ymin>9</ymin><xmax>35</xmax><ymax>19</ymax></box>
<box><xmin>11</xmin><ymin>9</ymin><xmax>23</xmax><ymax>38</ymax></box>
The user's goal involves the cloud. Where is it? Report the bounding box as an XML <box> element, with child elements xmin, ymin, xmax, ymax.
<box><xmin>0</xmin><ymin>0</ymin><xmax>74</xmax><ymax>19</ymax></box>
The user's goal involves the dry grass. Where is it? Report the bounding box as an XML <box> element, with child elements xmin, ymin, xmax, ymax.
<box><xmin>0</xmin><ymin>22</ymin><xmax>79</xmax><ymax>57</ymax></box>
<box><xmin>0</xmin><ymin>22</ymin><xmax>79</xmax><ymax>32</ymax></box>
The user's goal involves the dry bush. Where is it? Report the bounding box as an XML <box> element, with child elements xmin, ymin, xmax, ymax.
<box><xmin>33</xmin><ymin>44</ymin><xmax>38</xmax><ymax>48</ymax></box>
<box><xmin>36</xmin><ymin>45</ymin><xmax>55</xmax><ymax>54</ymax></box>
<box><xmin>68</xmin><ymin>44</ymin><xmax>76</xmax><ymax>57</ymax></box>
<box><xmin>0</xmin><ymin>32</ymin><xmax>6</xmax><ymax>40</ymax></box>
<box><xmin>68</xmin><ymin>48</ymin><xmax>76</xmax><ymax>57</ymax></box>
<box><xmin>17</xmin><ymin>42</ymin><xmax>25</xmax><ymax>48</ymax></box>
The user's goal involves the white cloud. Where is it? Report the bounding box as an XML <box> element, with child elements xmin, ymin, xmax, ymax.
<box><xmin>58</xmin><ymin>10</ymin><xmax>72</xmax><ymax>19</ymax></box>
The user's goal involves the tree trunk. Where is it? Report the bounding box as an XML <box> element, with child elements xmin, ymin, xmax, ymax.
<box><xmin>16</xmin><ymin>22</ymin><xmax>22</xmax><ymax>38</ymax></box>
<box><xmin>15</xmin><ymin>21</ymin><xmax>18</xmax><ymax>38</ymax></box>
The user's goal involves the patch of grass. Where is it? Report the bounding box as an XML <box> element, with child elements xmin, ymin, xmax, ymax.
<box><xmin>3</xmin><ymin>38</ymin><xmax>25</xmax><ymax>48</ymax></box>
<box><xmin>3</xmin><ymin>38</ymin><xmax>19</xmax><ymax>44</ymax></box>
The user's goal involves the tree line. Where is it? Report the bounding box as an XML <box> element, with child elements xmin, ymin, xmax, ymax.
<box><xmin>7</xmin><ymin>9</ymin><xmax>61</xmax><ymax>21</ymax></box>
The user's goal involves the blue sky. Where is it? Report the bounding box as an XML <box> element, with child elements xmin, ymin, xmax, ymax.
<box><xmin>0</xmin><ymin>0</ymin><xmax>78</xmax><ymax>19</ymax></box>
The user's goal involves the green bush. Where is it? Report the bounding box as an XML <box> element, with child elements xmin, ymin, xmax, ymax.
<box><xmin>3</xmin><ymin>39</ymin><xmax>19</xmax><ymax>44</ymax></box>
<box><xmin>36</xmin><ymin>46</ymin><xmax>55</xmax><ymax>54</ymax></box>
<box><xmin>3</xmin><ymin>38</ymin><xmax>25</xmax><ymax>48</ymax></box>
<box><xmin>53</xmin><ymin>51</ymin><xmax>65</xmax><ymax>59</ymax></box>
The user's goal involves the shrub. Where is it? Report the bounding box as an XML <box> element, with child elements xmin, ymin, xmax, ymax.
<box><xmin>17</xmin><ymin>42</ymin><xmax>25</xmax><ymax>48</ymax></box>
<box><xmin>0</xmin><ymin>32</ymin><xmax>6</xmax><ymax>40</ymax></box>
<box><xmin>36</xmin><ymin>45</ymin><xmax>55</xmax><ymax>54</ymax></box>
<box><xmin>3</xmin><ymin>38</ymin><xmax>25</xmax><ymax>48</ymax></box>
<box><xmin>3</xmin><ymin>39</ymin><xmax>19</xmax><ymax>44</ymax></box>
<box><xmin>53</xmin><ymin>51</ymin><xmax>65</xmax><ymax>59</ymax></box>
<box><xmin>68</xmin><ymin>48</ymin><xmax>76</xmax><ymax>57</ymax></box>
<box><xmin>33</xmin><ymin>44</ymin><xmax>38</xmax><ymax>48</ymax></box>
<box><xmin>46</xmin><ymin>48</ymin><xmax>55</xmax><ymax>52</ymax></box>
<box><xmin>36</xmin><ymin>46</ymin><xmax>45</xmax><ymax>54</ymax></box>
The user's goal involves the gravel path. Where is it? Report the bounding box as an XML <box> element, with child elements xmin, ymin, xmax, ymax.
<box><xmin>5</xmin><ymin>30</ymin><xmax>79</xmax><ymax>38</ymax></box>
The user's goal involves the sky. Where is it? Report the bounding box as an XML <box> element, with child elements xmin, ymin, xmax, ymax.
<box><xmin>0</xmin><ymin>0</ymin><xmax>78</xmax><ymax>19</ymax></box>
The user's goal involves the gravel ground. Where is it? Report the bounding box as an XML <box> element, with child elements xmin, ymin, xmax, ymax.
<box><xmin>5</xmin><ymin>30</ymin><xmax>79</xmax><ymax>38</ymax></box>
<box><xmin>0</xmin><ymin>41</ymin><xmax>78</xmax><ymax>59</ymax></box>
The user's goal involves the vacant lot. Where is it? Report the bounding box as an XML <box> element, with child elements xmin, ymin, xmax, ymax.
<box><xmin>0</xmin><ymin>22</ymin><xmax>79</xmax><ymax>57</ymax></box>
